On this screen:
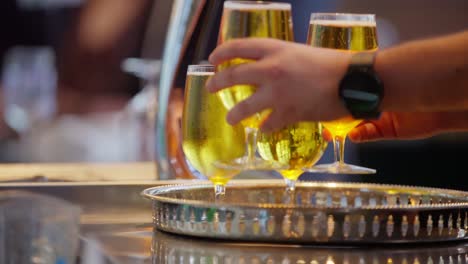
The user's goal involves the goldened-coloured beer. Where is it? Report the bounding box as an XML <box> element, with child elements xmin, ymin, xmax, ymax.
<box><xmin>217</xmin><ymin>1</ymin><xmax>294</xmax><ymax>128</ymax></box>
<box><xmin>257</xmin><ymin>122</ymin><xmax>326</xmax><ymax>181</ymax></box>
<box><xmin>322</xmin><ymin>117</ymin><xmax>363</xmax><ymax>138</ymax></box>
<box><xmin>182</xmin><ymin>72</ymin><xmax>245</xmax><ymax>185</ymax></box>
<box><xmin>307</xmin><ymin>18</ymin><xmax>378</xmax><ymax>136</ymax></box>
<box><xmin>307</xmin><ymin>19</ymin><xmax>378</xmax><ymax>51</ymax></box>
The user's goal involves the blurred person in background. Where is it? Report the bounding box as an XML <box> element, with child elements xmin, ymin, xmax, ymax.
<box><xmin>0</xmin><ymin>0</ymin><xmax>153</xmax><ymax>119</ymax></box>
<box><xmin>0</xmin><ymin>0</ymin><xmax>155</xmax><ymax>162</ymax></box>
<box><xmin>57</xmin><ymin>0</ymin><xmax>152</xmax><ymax>115</ymax></box>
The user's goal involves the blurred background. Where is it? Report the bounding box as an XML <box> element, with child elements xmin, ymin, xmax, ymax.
<box><xmin>0</xmin><ymin>0</ymin><xmax>466</xmax><ymax>189</ymax></box>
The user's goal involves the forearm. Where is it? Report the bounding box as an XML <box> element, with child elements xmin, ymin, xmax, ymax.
<box><xmin>377</xmin><ymin>31</ymin><xmax>468</xmax><ymax>113</ymax></box>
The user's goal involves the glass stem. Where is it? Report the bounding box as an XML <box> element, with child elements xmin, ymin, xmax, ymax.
<box><xmin>284</xmin><ymin>178</ymin><xmax>296</xmax><ymax>193</ymax></box>
<box><xmin>214</xmin><ymin>184</ymin><xmax>226</xmax><ymax>201</ymax></box>
<box><xmin>333</xmin><ymin>135</ymin><xmax>346</xmax><ymax>166</ymax></box>
<box><xmin>244</xmin><ymin>127</ymin><xmax>258</xmax><ymax>167</ymax></box>
<box><xmin>283</xmin><ymin>178</ymin><xmax>296</xmax><ymax>205</ymax></box>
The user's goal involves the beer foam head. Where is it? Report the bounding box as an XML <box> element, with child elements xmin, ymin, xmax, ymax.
<box><xmin>187</xmin><ymin>71</ymin><xmax>214</xmax><ymax>76</ymax></box>
<box><xmin>224</xmin><ymin>1</ymin><xmax>291</xmax><ymax>11</ymax></box>
<box><xmin>187</xmin><ymin>64</ymin><xmax>215</xmax><ymax>75</ymax></box>
<box><xmin>310</xmin><ymin>13</ymin><xmax>376</xmax><ymax>27</ymax></box>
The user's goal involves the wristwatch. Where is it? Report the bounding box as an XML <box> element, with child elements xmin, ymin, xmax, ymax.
<box><xmin>338</xmin><ymin>52</ymin><xmax>384</xmax><ymax>119</ymax></box>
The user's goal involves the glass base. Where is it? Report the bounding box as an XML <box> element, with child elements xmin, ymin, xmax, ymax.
<box><xmin>214</xmin><ymin>156</ymin><xmax>282</xmax><ymax>171</ymax></box>
<box><xmin>214</xmin><ymin>184</ymin><xmax>226</xmax><ymax>202</ymax></box>
<box><xmin>283</xmin><ymin>178</ymin><xmax>296</xmax><ymax>193</ymax></box>
<box><xmin>305</xmin><ymin>162</ymin><xmax>376</xmax><ymax>174</ymax></box>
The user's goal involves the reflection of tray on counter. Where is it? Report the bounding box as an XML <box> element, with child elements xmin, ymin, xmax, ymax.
<box><xmin>79</xmin><ymin>227</ymin><xmax>468</xmax><ymax>264</ymax></box>
<box><xmin>153</xmin><ymin>229</ymin><xmax>468</xmax><ymax>264</ymax></box>
<box><xmin>142</xmin><ymin>180</ymin><xmax>468</xmax><ymax>244</ymax></box>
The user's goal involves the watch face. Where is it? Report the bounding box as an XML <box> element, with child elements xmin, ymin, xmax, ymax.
<box><xmin>339</xmin><ymin>70</ymin><xmax>383</xmax><ymax>119</ymax></box>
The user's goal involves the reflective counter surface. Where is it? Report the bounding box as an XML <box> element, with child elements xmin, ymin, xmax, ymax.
<box><xmin>81</xmin><ymin>224</ymin><xmax>468</xmax><ymax>264</ymax></box>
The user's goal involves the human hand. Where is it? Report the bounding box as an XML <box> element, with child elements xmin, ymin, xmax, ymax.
<box><xmin>349</xmin><ymin>111</ymin><xmax>468</xmax><ymax>142</ymax></box>
<box><xmin>206</xmin><ymin>38</ymin><xmax>352</xmax><ymax>132</ymax></box>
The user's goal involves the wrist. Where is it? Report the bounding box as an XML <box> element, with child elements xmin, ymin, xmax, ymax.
<box><xmin>327</xmin><ymin>52</ymin><xmax>353</xmax><ymax>120</ymax></box>
<box><xmin>375</xmin><ymin>50</ymin><xmax>392</xmax><ymax>111</ymax></box>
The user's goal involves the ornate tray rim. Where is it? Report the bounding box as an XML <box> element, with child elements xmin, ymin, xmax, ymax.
<box><xmin>141</xmin><ymin>180</ymin><xmax>468</xmax><ymax>211</ymax></box>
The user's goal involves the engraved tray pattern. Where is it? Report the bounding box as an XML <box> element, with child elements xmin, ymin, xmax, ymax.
<box><xmin>142</xmin><ymin>180</ymin><xmax>468</xmax><ymax>244</ymax></box>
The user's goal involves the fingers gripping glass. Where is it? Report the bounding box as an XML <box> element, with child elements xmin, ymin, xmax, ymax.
<box><xmin>214</xmin><ymin>0</ymin><xmax>294</xmax><ymax>171</ymax></box>
<box><xmin>305</xmin><ymin>13</ymin><xmax>377</xmax><ymax>174</ymax></box>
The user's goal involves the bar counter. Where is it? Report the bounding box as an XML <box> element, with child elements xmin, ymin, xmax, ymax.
<box><xmin>0</xmin><ymin>163</ymin><xmax>466</xmax><ymax>263</ymax></box>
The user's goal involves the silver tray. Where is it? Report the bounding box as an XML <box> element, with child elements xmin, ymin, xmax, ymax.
<box><xmin>142</xmin><ymin>180</ymin><xmax>468</xmax><ymax>244</ymax></box>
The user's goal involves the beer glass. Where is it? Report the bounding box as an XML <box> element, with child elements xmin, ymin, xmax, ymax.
<box><xmin>181</xmin><ymin>65</ymin><xmax>245</xmax><ymax>198</ymax></box>
<box><xmin>305</xmin><ymin>13</ymin><xmax>378</xmax><ymax>174</ymax></box>
<box><xmin>257</xmin><ymin>122</ymin><xmax>327</xmax><ymax>192</ymax></box>
<box><xmin>215</xmin><ymin>0</ymin><xmax>294</xmax><ymax>170</ymax></box>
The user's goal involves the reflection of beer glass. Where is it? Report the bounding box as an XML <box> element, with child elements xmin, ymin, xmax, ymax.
<box><xmin>257</xmin><ymin>122</ymin><xmax>327</xmax><ymax>192</ymax></box>
<box><xmin>306</xmin><ymin>13</ymin><xmax>378</xmax><ymax>174</ymax></box>
<box><xmin>215</xmin><ymin>1</ymin><xmax>294</xmax><ymax>170</ymax></box>
<box><xmin>181</xmin><ymin>65</ymin><xmax>245</xmax><ymax>198</ymax></box>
